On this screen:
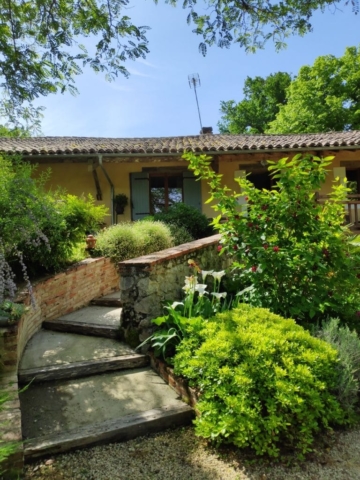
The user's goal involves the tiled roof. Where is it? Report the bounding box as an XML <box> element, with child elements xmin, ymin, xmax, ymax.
<box><xmin>1</xmin><ymin>131</ymin><xmax>360</xmax><ymax>156</ymax></box>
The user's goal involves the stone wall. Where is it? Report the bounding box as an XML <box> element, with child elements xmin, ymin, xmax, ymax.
<box><xmin>0</xmin><ymin>256</ymin><xmax>119</xmax><ymax>476</ymax></box>
<box><xmin>119</xmin><ymin>234</ymin><xmax>226</xmax><ymax>346</ymax></box>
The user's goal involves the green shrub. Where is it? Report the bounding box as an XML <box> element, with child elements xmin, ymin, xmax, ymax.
<box><xmin>167</xmin><ymin>223</ymin><xmax>194</xmax><ymax>245</ymax></box>
<box><xmin>16</xmin><ymin>193</ymin><xmax>108</xmax><ymax>274</ymax></box>
<box><xmin>185</xmin><ymin>152</ymin><xmax>360</xmax><ymax>325</ymax></box>
<box><xmin>94</xmin><ymin>220</ymin><xmax>173</xmax><ymax>263</ymax></box>
<box><xmin>315</xmin><ymin>317</ymin><xmax>360</xmax><ymax>416</ymax></box>
<box><xmin>140</xmin><ymin>217</ymin><xmax>194</xmax><ymax>245</ymax></box>
<box><xmin>153</xmin><ymin>203</ymin><xmax>214</xmax><ymax>240</ymax></box>
<box><xmin>174</xmin><ymin>304</ymin><xmax>348</xmax><ymax>458</ymax></box>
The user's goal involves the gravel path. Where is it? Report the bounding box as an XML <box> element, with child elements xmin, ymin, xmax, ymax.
<box><xmin>24</xmin><ymin>425</ymin><xmax>360</xmax><ymax>480</ymax></box>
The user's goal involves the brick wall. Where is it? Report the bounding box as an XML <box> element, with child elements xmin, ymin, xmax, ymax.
<box><xmin>0</xmin><ymin>256</ymin><xmax>119</xmax><ymax>476</ymax></box>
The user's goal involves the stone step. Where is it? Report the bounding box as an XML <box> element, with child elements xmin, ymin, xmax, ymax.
<box><xmin>43</xmin><ymin>318</ymin><xmax>119</xmax><ymax>339</ymax></box>
<box><xmin>90</xmin><ymin>292</ymin><xmax>122</xmax><ymax>307</ymax></box>
<box><xmin>18</xmin><ymin>330</ymin><xmax>146</xmax><ymax>384</ymax></box>
<box><xmin>43</xmin><ymin>305</ymin><xmax>122</xmax><ymax>338</ymax></box>
<box><xmin>20</xmin><ymin>368</ymin><xmax>194</xmax><ymax>460</ymax></box>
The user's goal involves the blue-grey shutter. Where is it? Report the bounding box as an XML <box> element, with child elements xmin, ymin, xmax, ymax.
<box><xmin>130</xmin><ymin>172</ymin><xmax>150</xmax><ymax>220</ymax></box>
<box><xmin>183</xmin><ymin>171</ymin><xmax>202</xmax><ymax>212</ymax></box>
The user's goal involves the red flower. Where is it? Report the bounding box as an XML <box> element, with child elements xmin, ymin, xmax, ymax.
<box><xmin>233</xmin><ymin>245</ymin><xmax>239</xmax><ymax>251</ymax></box>
<box><xmin>263</xmin><ymin>244</ymin><xmax>269</xmax><ymax>250</ymax></box>
<box><xmin>273</xmin><ymin>246</ymin><xmax>279</xmax><ymax>252</ymax></box>
<box><xmin>245</xmin><ymin>196</ymin><xmax>249</xmax><ymax>201</ymax></box>
<box><xmin>251</xmin><ymin>266</ymin><xmax>257</xmax><ymax>272</ymax></box>
<box><xmin>217</xmin><ymin>245</ymin><xmax>222</xmax><ymax>252</ymax></box>
<box><xmin>247</xmin><ymin>222</ymin><xmax>253</xmax><ymax>228</ymax></box>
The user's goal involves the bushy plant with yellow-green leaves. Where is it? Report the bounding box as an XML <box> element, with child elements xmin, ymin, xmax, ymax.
<box><xmin>174</xmin><ymin>304</ymin><xmax>351</xmax><ymax>458</ymax></box>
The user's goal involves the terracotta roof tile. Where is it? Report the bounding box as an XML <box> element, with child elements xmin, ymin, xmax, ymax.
<box><xmin>0</xmin><ymin>131</ymin><xmax>360</xmax><ymax>157</ymax></box>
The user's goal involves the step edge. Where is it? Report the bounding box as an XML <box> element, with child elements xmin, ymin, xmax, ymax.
<box><xmin>18</xmin><ymin>354</ymin><xmax>149</xmax><ymax>383</ymax></box>
<box><xmin>43</xmin><ymin>319</ymin><xmax>119</xmax><ymax>330</ymax></box>
<box><xmin>24</xmin><ymin>404</ymin><xmax>194</xmax><ymax>459</ymax></box>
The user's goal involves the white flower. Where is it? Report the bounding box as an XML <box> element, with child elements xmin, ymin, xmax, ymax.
<box><xmin>171</xmin><ymin>302</ymin><xmax>184</xmax><ymax>309</ymax></box>
<box><xmin>212</xmin><ymin>270</ymin><xmax>226</xmax><ymax>282</ymax></box>
<box><xmin>195</xmin><ymin>284</ymin><xmax>208</xmax><ymax>296</ymax></box>
<box><xmin>211</xmin><ymin>292</ymin><xmax>227</xmax><ymax>300</ymax></box>
<box><xmin>201</xmin><ymin>270</ymin><xmax>213</xmax><ymax>282</ymax></box>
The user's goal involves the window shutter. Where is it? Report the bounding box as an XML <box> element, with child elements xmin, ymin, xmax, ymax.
<box><xmin>183</xmin><ymin>171</ymin><xmax>202</xmax><ymax>212</ymax></box>
<box><xmin>130</xmin><ymin>172</ymin><xmax>150</xmax><ymax>220</ymax></box>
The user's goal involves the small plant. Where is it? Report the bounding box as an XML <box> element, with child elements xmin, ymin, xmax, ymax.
<box><xmin>174</xmin><ymin>304</ymin><xmax>350</xmax><ymax>458</ymax></box>
<box><xmin>114</xmin><ymin>193</ymin><xmax>128</xmax><ymax>214</ymax></box>
<box><xmin>0</xmin><ymin>300</ymin><xmax>25</xmax><ymax>323</ymax></box>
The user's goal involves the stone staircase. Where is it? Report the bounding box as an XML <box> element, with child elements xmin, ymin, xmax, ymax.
<box><xmin>18</xmin><ymin>293</ymin><xmax>193</xmax><ymax>460</ymax></box>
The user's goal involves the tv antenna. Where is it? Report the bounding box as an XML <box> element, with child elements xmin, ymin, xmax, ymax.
<box><xmin>188</xmin><ymin>73</ymin><xmax>203</xmax><ymax>132</ymax></box>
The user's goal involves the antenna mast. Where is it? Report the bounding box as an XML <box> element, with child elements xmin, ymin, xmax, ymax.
<box><xmin>188</xmin><ymin>73</ymin><xmax>203</xmax><ymax>132</ymax></box>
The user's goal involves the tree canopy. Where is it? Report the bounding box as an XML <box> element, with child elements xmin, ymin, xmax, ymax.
<box><xmin>219</xmin><ymin>46</ymin><xmax>360</xmax><ymax>134</ymax></box>
<box><xmin>0</xmin><ymin>0</ymin><xmax>357</xmax><ymax>128</ymax></box>
<box><xmin>267</xmin><ymin>46</ymin><xmax>360</xmax><ymax>133</ymax></box>
<box><xmin>218</xmin><ymin>72</ymin><xmax>292</xmax><ymax>134</ymax></box>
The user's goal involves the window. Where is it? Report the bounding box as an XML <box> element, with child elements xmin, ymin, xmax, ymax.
<box><xmin>130</xmin><ymin>171</ymin><xmax>201</xmax><ymax>220</ymax></box>
<box><xmin>149</xmin><ymin>173</ymin><xmax>183</xmax><ymax>213</ymax></box>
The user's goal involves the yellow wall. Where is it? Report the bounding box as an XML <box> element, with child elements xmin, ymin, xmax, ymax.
<box><xmin>32</xmin><ymin>150</ymin><xmax>360</xmax><ymax>225</ymax></box>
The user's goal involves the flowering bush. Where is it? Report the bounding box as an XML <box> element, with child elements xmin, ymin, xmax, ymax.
<box><xmin>184</xmin><ymin>152</ymin><xmax>360</xmax><ymax>326</ymax></box>
<box><xmin>0</xmin><ymin>155</ymin><xmax>108</xmax><ymax>304</ymax></box>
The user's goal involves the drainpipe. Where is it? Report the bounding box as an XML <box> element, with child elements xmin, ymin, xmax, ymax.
<box><xmin>98</xmin><ymin>155</ymin><xmax>115</xmax><ymax>225</ymax></box>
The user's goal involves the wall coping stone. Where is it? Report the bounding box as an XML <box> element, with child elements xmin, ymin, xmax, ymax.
<box><xmin>119</xmin><ymin>234</ymin><xmax>221</xmax><ymax>271</ymax></box>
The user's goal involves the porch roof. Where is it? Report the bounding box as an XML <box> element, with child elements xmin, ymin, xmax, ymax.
<box><xmin>1</xmin><ymin>131</ymin><xmax>360</xmax><ymax>157</ymax></box>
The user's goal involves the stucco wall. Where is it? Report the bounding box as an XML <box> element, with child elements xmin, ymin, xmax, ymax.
<box><xmin>32</xmin><ymin>150</ymin><xmax>360</xmax><ymax>226</ymax></box>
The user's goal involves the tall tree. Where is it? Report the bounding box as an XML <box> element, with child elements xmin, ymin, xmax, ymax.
<box><xmin>267</xmin><ymin>46</ymin><xmax>360</xmax><ymax>133</ymax></box>
<box><xmin>218</xmin><ymin>72</ymin><xmax>292</xmax><ymax>134</ymax></box>
<box><xmin>0</xmin><ymin>0</ymin><xmax>357</xmax><ymax>128</ymax></box>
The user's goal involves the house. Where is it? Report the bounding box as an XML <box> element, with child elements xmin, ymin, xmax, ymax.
<box><xmin>1</xmin><ymin>131</ymin><xmax>360</xmax><ymax>225</ymax></box>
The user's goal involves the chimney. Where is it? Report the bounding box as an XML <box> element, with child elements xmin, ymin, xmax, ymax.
<box><xmin>200</xmin><ymin>127</ymin><xmax>213</xmax><ymax>135</ymax></box>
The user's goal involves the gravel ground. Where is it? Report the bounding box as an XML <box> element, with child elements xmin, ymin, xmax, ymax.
<box><xmin>23</xmin><ymin>425</ymin><xmax>360</xmax><ymax>480</ymax></box>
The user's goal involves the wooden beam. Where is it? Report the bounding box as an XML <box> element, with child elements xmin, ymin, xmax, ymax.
<box><xmin>24</xmin><ymin>405</ymin><xmax>194</xmax><ymax>460</ymax></box>
<box><xmin>42</xmin><ymin>319</ymin><xmax>120</xmax><ymax>339</ymax></box>
<box><xmin>18</xmin><ymin>354</ymin><xmax>149</xmax><ymax>384</ymax></box>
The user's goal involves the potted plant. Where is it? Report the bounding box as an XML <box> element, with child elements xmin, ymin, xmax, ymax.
<box><xmin>114</xmin><ymin>193</ymin><xmax>128</xmax><ymax>214</ymax></box>
<box><xmin>0</xmin><ymin>300</ymin><xmax>25</xmax><ymax>328</ymax></box>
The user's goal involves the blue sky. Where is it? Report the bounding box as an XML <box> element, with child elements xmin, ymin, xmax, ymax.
<box><xmin>36</xmin><ymin>1</ymin><xmax>360</xmax><ymax>138</ymax></box>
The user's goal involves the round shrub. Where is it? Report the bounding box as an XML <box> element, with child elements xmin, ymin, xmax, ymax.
<box><xmin>153</xmin><ymin>203</ymin><xmax>214</xmax><ymax>240</ymax></box>
<box><xmin>174</xmin><ymin>304</ymin><xmax>348</xmax><ymax>458</ymax></box>
<box><xmin>94</xmin><ymin>220</ymin><xmax>173</xmax><ymax>263</ymax></box>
